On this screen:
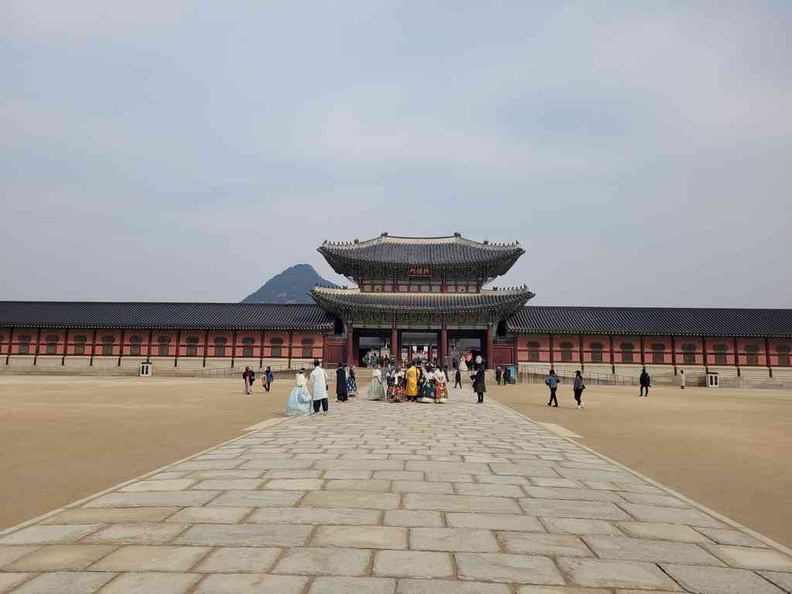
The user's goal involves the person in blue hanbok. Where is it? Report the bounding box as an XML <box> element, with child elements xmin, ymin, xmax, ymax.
<box><xmin>285</xmin><ymin>369</ymin><xmax>312</xmax><ymax>416</ymax></box>
<box><xmin>347</xmin><ymin>365</ymin><xmax>358</xmax><ymax>397</ymax></box>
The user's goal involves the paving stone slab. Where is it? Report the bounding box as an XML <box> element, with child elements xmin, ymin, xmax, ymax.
<box><xmin>302</xmin><ymin>491</ymin><xmax>400</xmax><ymax>510</ymax></box>
<box><xmin>516</xmin><ymin>587</ymin><xmax>610</xmax><ymax>594</ymax></box>
<box><xmin>558</xmin><ymin>558</ymin><xmax>682</xmax><ymax>590</ymax></box>
<box><xmin>0</xmin><ymin>546</ymin><xmax>41</xmax><ymax>568</ymax></box>
<box><xmin>175</xmin><ymin>524</ymin><xmax>312</xmax><ymax>547</ymax></box>
<box><xmin>373</xmin><ymin>550</ymin><xmax>454</xmax><ymax>579</ymax></box>
<box><xmin>618</xmin><ymin>503</ymin><xmax>727</xmax><ymax>528</ymax></box>
<box><xmin>247</xmin><ymin>506</ymin><xmax>382</xmax><ymax>525</ymax></box>
<box><xmin>0</xmin><ymin>525</ymin><xmax>103</xmax><ymax>545</ymax></box>
<box><xmin>0</xmin><ymin>573</ymin><xmax>35</xmax><ymax>593</ymax></box>
<box><xmin>453</xmin><ymin>483</ymin><xmax>525</xmax><ymax>498</ymax></box>
<box><xmin>194</xmin><ymin>546</ymin><xmax>282</xmax><ymax>572</ymax></box>
<box><xmin>455</xmin><ymin>552</ymin><xmax>564</xmax><ymax>584</ymax></box>
<box><xmin>404</xmin><ymin>494</ymin><xmax>520</xmax><ymax>513</ymax></box>
<box><xmin>41</xmin><ymin>508</ymin><xmax>178</xmax><ymax>525</ymax></box>
<box><xmin>6</xmin><ymin>545</ymin><xmax>116</xmax><ymax>571</ymax></box>
<box><xmin>617</xmin><ymin>521</ymin><xmax>713</xmax><ymax>543</ymax></box>
<box><xmin>193</xmin><ymin>573</ymin><xmax>308</xmax><ymax>593</ymax></box>
<box><xmin>83</xmin><ymin>523</ymin><xmax>188</xmax><ymax>545</ymax></box>
<box><xmin>100</xmin><ymin>572</ymin><xmax>201</xmax><ymax>594</ymax></box>
<box><xmin>760</xmin><ymin>570</ymin><xmax>792</xmax><ymax>592</ymax></box>
<box><xmin>208</xmin><ymin>490</ymin><xmax>303</xmax><ymax>508</ymax></box>
<box><xmin>397</xmin><ymin>578</ymin><xmax>511</xmax><ymax>593</ymax></box>
<box><xmin>120</xmin><ymin>479</ymin><xmax>197</xmax><ymax>492</ymax></box>
<box><xmin>446</xmin><ymin>513</ymin><xmax>544</xmax><ymax>532</ymax></box>
<box><xmin>539</xmin><ymin>517</ymin><xmax>621</xmax><ymax>535</ymax></box>
<box><xmin>519</xmin><ymin>499</ymin><xmax>630</xmax><ymax>521</ymax></box>
<box><xmin>498</xmin><ymin>532</ymin><xmax>593</xmax><ymax>557</ymax></box>
<box><xmin>311</xmin><ymin>525</ymin><xmax>407</xmax><ymax>549</ymax></box>
<box><xmin>661</xmin><ymin>563</ymin><xmax>787</xmax><ymax>594</ymax></box>
<box><xmin>383</xmin><ymin>511</ymin><xmax>443</xmax><ymax>528</ymax></box>
<box><xmin>410</xmin><ymin>527</ymin><xmax>499</xmax><ymax>552</ymax></box>
<box><xmin>324</xmin><ymin>480</ymin><xmax>393</xmax><ymax>492</ymax></box>
<box><xmin>584</xmin><ymin>535</ymin><xmax>724</xmax><ymax>565</ymax></box>
<box><xmin>84</xmin><ymin>491</ymin><xmax>220</xmax><ymax>509</ymax></box>
<box><xmin>695</xmin><ymin>527</ymin><xmax>768</xmax><ymax>547</ymax></box>
<box><xmin>309</xmin><ymin>576</ymin><xmax>396</xmax><ymax>594</ymax></box>
<box><xmin>264</xmin><ymin>479</ymin><xmax>325</xmax><ymax>490</ymax></box>
<box><xmin>89</xmin><ymin>545</ymin><xmax>210</xmax><ymax>572</ymax></box>
<box><xmin>10</xmin><ymin>571</ymin><xmax>116</xmax><ymax>594</ymax></box>
<box><xmin>163</xmin><ymin>507</ymin><xmax>250</xmax><ymax>524</ymax></box>
<box><xmin>704</xmin><ymin>545</ymin><xmax>792</xmax><ymax>571</ymax></box>
<box><xmin>273</xmin><ymin>547</ymin><xmax>372</xmax><ymax>576</ymax></box>
<box><xmin>192</xmin><ymin>479</ymin><xmax>263</xmax><ymax>490</ymax></box>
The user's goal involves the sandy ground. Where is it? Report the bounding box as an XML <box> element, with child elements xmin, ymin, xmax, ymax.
<box><xmin>489</xmin><ymin>382</ymin><xmax>792</xmax><ymax>549</ymax></box>
<box><xmin>0</xmin><ymin>376</ymin><xmax>290</xmax><ymax>530</ymax></box>
<box><xmin>1</xmin><ymin>376</ymin><xmax>790</xmax><ymax>550</ymax></box>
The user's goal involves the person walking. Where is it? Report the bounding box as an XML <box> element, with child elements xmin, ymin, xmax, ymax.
<box><xmin>545</xmin><ymin>369</ymin><xmax>560</xmax><ymax>407</ymax></box>
<box><xmin>679</xmin><ymin>369</ymin><xmax>686</xmax><ymax>390</ymax></box>
<box><xmin>639</xmin><ymin>367</ymin><xmax>651</xmax><ymax>397</ymax></box>
<box><xmin>347</xmin><ymin>365</ymin><xmax>358</xmax><ymax>397</ymax></box>
<box><xmin>573</xmin><ymin>370</ymin><xmax>586</xmax><ymax>409</ymax></box>
<box><xmin>336</xmin><ymin>362</ymin><xmax>348</xmax><ymax>402</ymax></box>
<box><xmin>454</xmin><ymin>362</ymin><xmax>462</xmax><ymax>388</ymax></box>
<box><xmin>309</xmin><ymin>359</ymin><xmax>329</xmax><ymax>415</ymax></box>
<box><xmin>242</xmin><ymin>366</ymin><xmax>255</xmax><ymax>395</ymax></box>
<box><xmin>473</xmin><ymin>365</ymin><xmax>486</xmax><ymax>403</ymax></box>
<box><xmin>262</xmin><ymin>366</ymin><xmax>273</xmax><ymax>393</ymax></box>
<box><xmin>495</xmin><ymin>366</ymin><xmax>502</xmax><ymax>386</ymax></box>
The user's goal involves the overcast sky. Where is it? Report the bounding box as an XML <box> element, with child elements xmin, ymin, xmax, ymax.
<box><xmin>2</xmin><ymin>1</ymin><xmax>790</xmax><ymax>307</ymax></box>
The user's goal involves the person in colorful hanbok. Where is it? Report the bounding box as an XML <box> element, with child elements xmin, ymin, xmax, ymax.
<box><xmin>405</xmin><ymin>363</ymin><xmax>419</xmax><ymax>402</ymax></box>
<box><xmin>286</xmin><ymin>369</ymin><xmax>312</xmax><ymax>416</ymax></box>
<box><xmin>347</xmin><ymin>365</ymin><xmax>358</xmax><ymax>397</ymax></box>
<box><xmin>418</xmin><ymin>365</ymin><xmax>436</xmax><ymax>403</ymax></box>
<box><xmin>385</xmin><ymin>364</ymin><xmax>396</xmax><ymax>401</ymax></box>
<box><xmin>368</xmin><ymin>367</ymin><xmax>386</xmax><ymax>400</ymax></box>
<box><xmin>434</xmin><ymin>366</ymin><xmax>448</xmax><ymax>403</ymax></box>
<box><xmin>395</xmin><ymin>369</ymin><xmax>406</xmax><ymax>402</ymax></box>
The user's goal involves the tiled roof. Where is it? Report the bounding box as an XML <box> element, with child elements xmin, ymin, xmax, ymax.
<box><xmin>318</xmin><ymin>233</ymin><xmax>525</xmax><ymax>275</ymax></box>
<box><xmin>0</xmin><ymin>302</ymin><xmax>335</xmax><ymax>331</ymax></box>
<box><xmin>506</xmin><ymin>306</ymin><xmax>792</xmax><ymax>337</ymax></box>
<box><xmin>310</xmin><ymin>287</ymin><xmax>534</xmax><ymax>314</ymax></box>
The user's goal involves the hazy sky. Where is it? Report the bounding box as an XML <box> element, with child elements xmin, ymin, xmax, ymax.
<box><xmin>2</xmin><ymin>1</ymin><xmax>790</xmax><ymax>307</ymax></box>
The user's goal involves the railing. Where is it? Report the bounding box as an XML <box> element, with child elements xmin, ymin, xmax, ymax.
<box><xmin>194</xmin><ymin>364</ymin><xmax>293</xmax><ymax>379</ymax></box>
<box><xmin>517</xmin><ymin>364</ymin><xmax>676</xmax><ymax>387</ymax></box>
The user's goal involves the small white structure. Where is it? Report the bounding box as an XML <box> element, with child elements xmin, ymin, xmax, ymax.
<box><xmin>706</xmin><ymin>371</ymin><xmax>719</xmax><ymax>388</ymax></box>
<box><xmin>139</xmin><ymin>362</ymin><xmax>153</xmax><ymax>377</ymax></box>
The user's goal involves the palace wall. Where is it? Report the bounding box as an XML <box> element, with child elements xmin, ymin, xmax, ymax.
<box><xmin>0</xmin><ymin>328</ymin><xmax>326</xmax><ymax>375</ymax></box>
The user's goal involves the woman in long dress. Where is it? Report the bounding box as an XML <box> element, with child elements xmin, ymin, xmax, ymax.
<box><xmin>418</xmin><ymin>365</ymin><xmax>436</xmax><ymax>403</ymax></box>
<box><xmin>347</xmin><ymin>365</ymin><xmax>358</xmax><ymax>397</ymax></box>
<box><xmin>434</xmin><ymin>366</ymin><xmax>448</xmax><ymax>403</ymax></box>
<box><xmin>285</xmin><ymin>369</ymin><xmax>312</xmax><ymax>416</ymax></box>
<box><xmin>368</xmin><ymin>367</ymin><xmax>386</xmax><ymax>400</ymax></box>
<box><xmin>385</xmin><ymin>364</ymin><xmax>396</xmax><ymax>401</ymax></box>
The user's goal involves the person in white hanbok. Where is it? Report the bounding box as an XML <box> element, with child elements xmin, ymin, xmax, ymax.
<box><xmin>309</xmin><ymin>359</ymin><xmax>329</xmax><ymax>414</ymax></box>
<box><xmin>368</xmin><ymin>367</ymin><xmax>386</xmax><ymax>400</ymax></box>
<box><xmin>285</xmin><ymin>369</ymin><xmax>312</xmax><ymax>416</ymax></box>
<box><xmin>434</xmin><ymin>366</ymin><xmax>448</xmax><ymax>403</ymax></box>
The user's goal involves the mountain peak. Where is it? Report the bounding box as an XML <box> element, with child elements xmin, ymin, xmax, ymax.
<box><xmin>241</xmin><ymin>264</ymin><xmax>339</xmax><ymax>304</ymax></box>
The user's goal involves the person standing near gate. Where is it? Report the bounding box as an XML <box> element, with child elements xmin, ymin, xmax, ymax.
<box><xmin>495</xmin><ymin>366</ymin><xmax>502</xmax><ymax>385</ymax></box>
<box><xmin>546</xmin><ymin>369</ymin><xmax>560</xmax><ymax>407</ymax></box>
<box><xmin>453</xmin><ymin>361</ymin><xmax>462</xmax><ymax>388</ymax></box>
<box><xmin>639</xmin><ymin>367</ymin><xmax>651</xmax><ymax>397</ymax></box>
<box><xmin>310</xmin><ymin>359</ymin><xmax>329</xmax><ymax>415</ymax></box>
<box><xmin>573</xmin><ymin>370</ymin><xmax>585</xmax><ymax>409</ymax></box>
<box><xmin>679</xmin><ymin>369</ymin><xmax>686</xmax><ymax>390</ymax></box>
<box><xmin>405</xmin><ymin>362</ymin><xmax>419</xmax><ymax>402</ymax></box>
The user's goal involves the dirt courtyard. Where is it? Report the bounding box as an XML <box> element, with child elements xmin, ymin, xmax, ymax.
<box><xmin>0</xmin><ymin>376</ymin><xmax>790</xmax><ymax>550</ymax></box>
<box><xmin>490</xmin><ymin>381</ymin><xmax>792</xmax><ymax>549</ymax></box>
<box><xmin>0</xmin><ymin>376</ymin><xmax>291</xmax><ymax>530</ymax></box>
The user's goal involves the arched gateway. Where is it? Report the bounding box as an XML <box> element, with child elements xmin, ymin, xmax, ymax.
<box><xmin>311</xmin><ymin>233</ymin><xmax>533</xmax><ymax>368</ymax></box>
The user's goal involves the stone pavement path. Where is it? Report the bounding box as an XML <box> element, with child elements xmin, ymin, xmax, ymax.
<box><xmin>2</xmin><ymin>392</ymin><xmax>792</xmax><ymax>593</ymax></box>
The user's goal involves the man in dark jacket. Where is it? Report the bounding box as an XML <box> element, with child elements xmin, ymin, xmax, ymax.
<box><xmin>639</xmin><ymin>367</ymin><xmax>651</xmax><ymax>397</ymax></box>
<box><xmin>472</xmin><ymin>366</ymin><xmax>486</xmax><ymax>403</ymax></box>
<box><xmin>336</xmin><ymin>363</ymin><xmax>348</xmax><ymax>402</ymax></box>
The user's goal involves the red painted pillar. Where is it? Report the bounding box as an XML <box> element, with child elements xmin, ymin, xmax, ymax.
<box><xmin>485</xmin><ymin>326</ymin><xmax>494</xmax><ymax>370</ymax></box>
<box><xmin>345</xmin><ymin>324</ymin><xmax>354</xmax><ymax>365</ymax></box>
<box><xmin>391</xmin><ymin>326</ymin><xmax>399</xmax><ymax>365</ymax></box>
<box><xmin>440</xmin><ymin>327</ymin><xmax>448</xmax><ymax>365</ymax></box>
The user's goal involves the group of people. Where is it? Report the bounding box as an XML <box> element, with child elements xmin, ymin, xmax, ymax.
<box><xmin>241</xmin><ymin>366</ymin><xmax>274</xmax><ymax>395</ymax></box>
<box><xmin>544</xmin><ymin>368</ymin><xmax>586</xmax><ymax>409</ymax></box>
<box><xmin>382</xmin><ymin>360</ymin><xmax>450</xmax><ymax>404</ymax></box>
<box><xmin>284</xmin><ymin>360</ymin><xmax>360</xmax><ymax>416</ymax></box>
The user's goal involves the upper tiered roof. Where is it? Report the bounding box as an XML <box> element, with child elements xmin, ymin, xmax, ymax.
<box><xmin>318</xmin><ymin>233</ymin><xmax>525</xmax><ymax>280</ymax></box>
